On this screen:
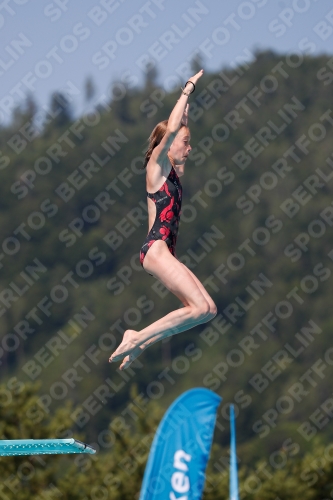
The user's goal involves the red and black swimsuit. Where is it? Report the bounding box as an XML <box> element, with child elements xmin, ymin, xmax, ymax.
<box><xmin>140</xmin><ymin>166</ymin><xmax>182</xmax><ymax>266</ymax></box>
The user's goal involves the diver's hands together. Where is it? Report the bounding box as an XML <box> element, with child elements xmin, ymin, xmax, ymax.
<box><xmin>181</xmin><ymin>70</ymin><xmax>203</xmax><ymax>123</ymax></box>
<box><xmin>188</xmin><ymin>69</ymin><xmax>204</xmax><ymax>85</ymax></box>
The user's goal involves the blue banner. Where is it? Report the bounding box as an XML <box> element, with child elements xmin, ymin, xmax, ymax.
<box><xmin>229</xmin><ymin>405</ymin><xmax>239</xmax><ymax>500</ymax></box>
<box><xmin>139</xmin><ymin>388</ymin><xmax>221</xmax><ymax>500</ymax></box>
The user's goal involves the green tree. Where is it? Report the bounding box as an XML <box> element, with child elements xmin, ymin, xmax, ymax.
<box><xmin>49</xmin><ymin>92</ymin><xmax>72</xmax><ymax>127</ymax></box>
<box><xmin>84</xmin><ymin>76</ymin><xmax>96</xmax><ymax>103</ymax></box>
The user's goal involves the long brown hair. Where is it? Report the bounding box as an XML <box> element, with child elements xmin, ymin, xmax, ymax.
<box><xmin>143</xmin><ymin>120</ymin><xmax>188</xmax><ymax>168</ymax></box>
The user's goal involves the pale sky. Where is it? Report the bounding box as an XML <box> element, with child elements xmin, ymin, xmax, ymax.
<box><xmin>1</xmin><ymin>0</ymin><xmax>332</xmax><ymax>123</ymax></box>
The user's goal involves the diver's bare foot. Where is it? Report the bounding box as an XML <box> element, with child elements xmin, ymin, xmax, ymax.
<box><xmin>109</xmin><ymin>330</ymin><xmax>140</xmax><ymax>363</ymax></box>
<box><xmin>119</xmin><ymin>345</ymin><xmax>146</xmax><ymax>370</ymax></box>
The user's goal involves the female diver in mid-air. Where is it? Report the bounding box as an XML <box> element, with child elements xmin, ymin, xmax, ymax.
<box><xmin>110</xmin><ymin>70</ymin><xmax>217</xmax><ymax>370</ymax></box>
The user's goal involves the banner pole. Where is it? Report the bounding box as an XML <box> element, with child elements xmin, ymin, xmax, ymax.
<box><xmin>230</xmin><ymin>405</ymin><xmax>239</xmax><ymax>500</ymax></box>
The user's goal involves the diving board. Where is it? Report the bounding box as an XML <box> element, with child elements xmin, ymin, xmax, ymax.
<box><xmin>0</xmin><ymin>439</ymin><xmax>96</xmax><ymax>456</ymax></box>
